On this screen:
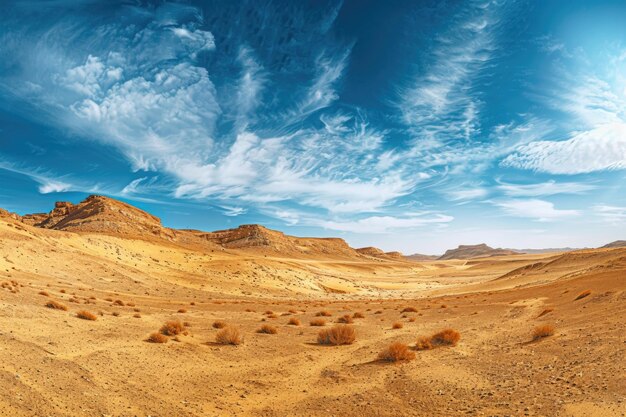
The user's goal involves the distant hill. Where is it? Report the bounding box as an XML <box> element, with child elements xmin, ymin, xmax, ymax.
<box><xmin>356</xmin><ymin>247</ymin><xmax>405</xmax><ymax>260</ymax></box>
<box><xmin>506</xmin><ymin>247</ymin><xmax>580</xmax><ymax>254</ymax></box>
<box><xmin>438</xmin><ymin>244</ymin><xmax>518</xmax><ymax>260</ymax></box>
<box><xmin>405</xmin><ymin>253</ymin><xmax>439</xmax><ymax>261</ymax></box>
<box><xmin>602</xmin><ymin>240</ymin><xmax>626</xmax><ymax>248</ymax></box>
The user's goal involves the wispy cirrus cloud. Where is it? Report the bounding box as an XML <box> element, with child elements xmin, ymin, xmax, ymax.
<box><xmin>319</xmin><ymin>213</ymin><xmax>453</xmax><ymax>234</ymax></box>
<box><xmin>494</xmin><ymin>199</ymin><xmax>580</xmax><ymax>222</ymax></box>
<box><xmin>497</xmin><ymin>180</ymin><xmax>597</xmax><ymax>197</ymax></box>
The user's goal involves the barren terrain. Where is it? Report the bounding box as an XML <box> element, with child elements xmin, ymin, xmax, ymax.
<box><xmin>0</xmin><ymin>197</ymin><xmax>624</xmax><ymax>416</ymax></box>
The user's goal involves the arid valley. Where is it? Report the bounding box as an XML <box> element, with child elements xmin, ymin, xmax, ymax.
<box><xmin>0</xmin><ymin>196</ymin><xmax>624</xmax><ymax>416</ymax></box>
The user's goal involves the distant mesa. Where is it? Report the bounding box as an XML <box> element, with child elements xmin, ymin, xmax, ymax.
<box><xmin>356</xmin><ymin>247</ymin><xmax>405</xmax><ymax>260</ymax></box>
<box><xmin>405</xmin><ymin>253</ymin><xmax>439</xmax><ymax>261</ymax></box>
<box><xmin>438</xmin><ymin>243</ymin><xmax>519</xmax><ymax>260</ymax></box>
<box><xmin>602</xmin><ymin>240</ymin><xmax>626</xmax><ymax>249</ymax></box>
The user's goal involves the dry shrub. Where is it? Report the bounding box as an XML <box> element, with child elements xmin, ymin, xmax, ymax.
<box><xmin>288</xmin><ymin>317</ymin><xmax>301</xmax><ymax>326</ymax></box>
<box><xmin>76</xmin><ymin>310</ymin><xmax>97</xmax><ymax>321</ymax></box>
<box><xmin>537</xmin><ymin>308</ymin><xmax>554</xmax><ymax>318</ymax></box>
<box><xmin>146</xmin><ymin>332</ymin><xmax>168</xmax><ymax>343</ymax></box>
<box><xmin>430</xmin><ymin>329</ymin><xmax>460</xmax><ymax>346</ymax></box>
<box><xmin>440</xmin><ymin>304</ymin><xmax>447</xmax><ymax>309</ymax></box>
<box><xmin>317</xmin><ymin>325</ymin><xmax>356</xmax><ymax>345</ymax></box>
<box><xmin>60</xmin><ymin>289</ymin><xmax>66</xmax><ymax>294</ymax></box>
<box><xmin>126</xmin><ymin>302</ymin><xmax>135</xmax><ymax>307</ymax></box>
<box><xmin>213</xmin><ymin>320</ymin><xmax>227</xmax><ymax>329</ymax></box>
<box><xmin>374</xmin><ymin>310</ymin><xmax>383</xmax><ymax>314</ymax></box>
<box><xmin>532</xmin><ymin>325</ymin><xmax>555</xmax><ymax>340</ymax></box>
<box><xmin>257</xmin><ymin>324</ymin><xmax>278</xmax><ymax>334</ymax></box>
<box><xmin>316</xmin><ymin>310</ymin><xmax>332</xmax><ymax>317</ymax></box>
<box><xmin>392</xmin><ymin>321</ymin><xmax>404</xmax><ymax>329</ymax></box>
<box><xmin>45</xmin><ymin>300</ymin><xmax>68</xmax><ymax>311</ymax></box>
<box><xmin>264</xmin><ymin>310</ymin><xmax>274</xmax><ymax>315</ymax></box>
<box><xmin>133</xmin><ymin>313</ymin><xmax>141</xmax><ymax>318</ymax></box>
<box><xmin>310</xmin><ymin>318</ymin><xmax>326</xmax><ymax>326</ymax></box>
<box><xmin>288</xmin><ymin>309</ymin><xmax>298</xmax><ymax>314</ymax></box>
<box><xmin>267</xmin><ymin>313</ymin><xmax>278</xmax><ymax>319</ymax></box>
<box><xmin>160</xmin><ymin>320</ymin><xmax>185</xmax><ymax>336</ymax></box>
<box><xmin>575</xmin><ymin>290</ymin><xmax>591</xmax><ymax>301</ymax></box>
<box><xmin>337</xmin><ymin>314</ymin><xmax>354</xmax><ymax>324</ymax></box>
<box><xmin>414</xmin><ymin>336</ymin><xmax>433</xmax><ymax>351</ymax></box>
<box><xmin>111</xmin><ymin>312</ymin><xmax>120</xmax><ymax>317</ymax></box>
<box><xmin>133</xmin><ymin>308</ymin><xmax>140</xmax><ymax>312</ymax></box>
<box><xmin>353</xmin><ymin>312</ymin><xmax>365</xmax><ymax>319</ymax></box>
<box><xmin>177</xmin><ymin>308</ymin><xmax>187</xmax><ymax>313</ymax></box>
<box><xmin>401</xmin><ymin>307</ymin><xmax>418</xmax><ymax>313</ymax></box>
<box><xmin>408</xmin><ymin>317</ymin><xmax>416</xmax><ymax>322</ymax></box>
<box><xmin>38</xmin><ymin>291</ymin><xmax>50</xmax><ymax>297</ymax></box>
<box><xmin>378</xmin><ymin>342</ymin><xmax>416</xmax><ymax>362</ymax></box>
<box><xmin>216</xmin><ymin>327</ymin><xmax>243</xmax><ymax>345</ymax></box>
<box><xmin>190</xmin><ymin>302</ymin><xmax>195</xmax><ymax>305</ymax></box>
<box><xmin>113</xmin><ymin>299</ymin><xmax>125</xmax><ymax>306</ymax></box>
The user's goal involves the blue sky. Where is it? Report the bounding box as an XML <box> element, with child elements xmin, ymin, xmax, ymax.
<box><xmin>1</xmin><ymin>0</ymin><xmax>625</xmax><ymax>254</ymax></box>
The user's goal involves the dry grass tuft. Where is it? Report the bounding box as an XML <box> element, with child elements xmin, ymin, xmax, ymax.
<box><xmin>374</xmin><ymin>310</ymin><xmax>383</xmax><ymax>314</ymax></box>
<box><xmin>414</xmin><ymin>336</ymin><xmax>433</xmax><ymax>351</ymax></box>
<box><xmin>287</xmin><ymin>317</ymin><xmax>301</xmax><ymax>326</ymax></box>
<box><xmin>177</xmin><ymin>308</ymin><xmax>187</xmax><ymax>313</ymax></box>
<box><xmin>575</xmin><ymin>290</ymin><xmax>591</xmax><ymax>301</ymax></box>
<box><xmin>316</xmin><ymin>310</ymin><xmax>332</xmax><ymax>317</ymax></box>
<box><xmin>532</xmin><ymin>324</ymin><xmax>555</xmax><ymax>340</ymax></box>
<box><xmin>160</xmin><ymin>320</ymin><xmax>185</xmax><ymax>336</ymax></box>
<box><xmin>337</xmin><ymin>314</ymin><xmax>354</xmax><ymax>324</ymax></box>
<box><xmin>408</xmin><ymin>317</ymin><xmax>416</xmax><ymax>322</ymax></box>
<box><xmin>76</xmin><ymin>310</ymin><xmax>97</xmax><ymax>321</ymax></box>
<box><xmin>213</xmin><ymin>320</ymin><xmax>227</xmax><ymax>329</ymax></box>
<box><xmin>133</xmin><ymin>313</ymin><xmax>141</xmax><ymax>318</ymax></box>
<box><xmin>401</xmin><ymin>307</ymin><xmax>418</xmax><ymax>313</ymax></box>
<box><xmin>146</xmin><ymin>332</ymin><xmax>168</xmax><ymax>343</ymax></box>
<box><xmin>537</xmin><ymin>308</ymin><xmax>554</xmax><ymax>318</ymax></box>
<box><xmin>430</xmin><ymin>329</ymin><xmax>460</xmax><ymax>346</ymax></box>
<box><xmin>378</xmin><ymin>342</ymin><xmax>416</xmax><ymax>362</ymax></box>
<box><xmin>310</xmin><ymin>318</ymin><xmax>326</xmax><ymax>326</ymax></box>
<box><xmin>257</xmin><ymin>324</ymin><xmax>278</xmax><ymax>334</ymax></box>
<box><xmin>317</xmin><ymin>325</ymin><xmax>356</xmax><ymax>345</ymax></box>
<box><xmin>45</xmin><ymin>300</ymin><xmax>68</xmax><ymax>311</ymax></box>
<box><xmin>352</xmin><ymin>312</ymin><xmax>365</xmax><ymax>319</ymax></box>
<box><xmin>267</xmin><ymin>313</ymin><xmax>278</xmax><ymax>319</ymax></box>
<box><xmin>392</xmin><ymin>321</ymin><xmax>404</xmax><ymax>329</ymax></box>
<box><xmin>216</xmin><ymin>327</ymin><xmax>243</xmax><ymax>345</ymax></box>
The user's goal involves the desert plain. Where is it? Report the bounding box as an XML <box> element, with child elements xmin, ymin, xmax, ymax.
<box><xmin>0</xmin><ymin>195</ymin><xmax>624</xmax><ymax>416</ymax></box>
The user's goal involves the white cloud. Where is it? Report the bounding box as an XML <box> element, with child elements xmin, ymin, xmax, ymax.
<box><xmin>502</xmin><ymin>123</ymin><xmax>626</xmax><ymax>174</ymax></box>
<box><xmin>494</xmin><ymin>199</ymin><xmax>580</xmax><ymax>221</ymax></box>
<box><xmin>497</xmin><ymin>180</ymin><xmax>597</xmax><ymax>197</ymax></box>
<box><xmin>220</xmin><ymin>206</ymin><xmax>247</xmax><ymax>217</ymax></box>
<box><xmin>446</xmin><ymin>188</ymin><xmax>488</xmax><ymax>201</ymax></box>
<box><xmin>593</xmin><ymin>205</ymin><xmax>626</xmax><ymax>224</ymax></box>
<box><xmin>319</xmin><ymin>213</ymin><xmax>453</xmax><ymax>234</ymax></box>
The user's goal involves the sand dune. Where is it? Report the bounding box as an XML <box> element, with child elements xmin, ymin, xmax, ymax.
<box><xmin>0</xmin><ymin>197</ymin><xmax>624</xmax><ymax>416</ymax></box>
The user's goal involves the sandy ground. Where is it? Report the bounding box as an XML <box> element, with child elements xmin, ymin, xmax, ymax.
<box><xmin>0</xmin><ymin>219</ymin><xmax>625</xmax><ymax>416</ymax></box>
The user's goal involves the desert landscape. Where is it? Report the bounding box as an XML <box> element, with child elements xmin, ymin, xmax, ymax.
<box><xmin>0</xmin><ymin>196</ymin><xmax>624</xmax><ymax>416</ymax></box>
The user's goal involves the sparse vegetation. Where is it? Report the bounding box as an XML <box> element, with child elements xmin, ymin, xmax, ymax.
<box><xmin>415</xmin><ymin>336</ymin><xmax>433</xmax><ymax>351</ymax></box>
<box><xmin>213</xmin><ymin>320</ymin><xmax>227</xmax><ymax>329</ymax></box>
<box><xmin>310</xmin><ymin>318</ymin><xmax>326</xmax><ymax>326</ymax></box>
<box><xmin>378</xmin><ymin>342</ymin><xmax>416</xmax><ymax>362</ymax></box>
<box><xmin>287</xmin><ymin>317</ymin><xmax>301</xmax><ymax>326</ymax></box>
<box><xmin>392</xmin><ymin>321</ymin><xmax>403</xmax><ymax>329</ymax></box>
<box><xmin>353</xmin><ymin>312</ymin><xmax>365</xmax><ymax>318</ymax></box>
<box><xmin>76</xmin><ymin>310</ymin><xmax>97</xmax><ymax>320</ymax></box>
<box><xmin>575</xmin><ymin>290</ymin><xmax>591</xmax><ymax>300</ymax></box>
<box><xmin>415</xmin><ymin>328</ymin><xmax>461</xmax><ymax>350</ymax></box>
<box><xmin>317</xmin><ymin>325</ymin><xmax>356</xmax><ymax>345</ymax></box>
<box><xmin>45</xmin><ymin>300</ymin><xmax>68</xmax><ymax>311</ymax></box>
<box><xmin>216</xmin><ymin>327</ymin><xmax>243</xmax><ymax>345</ymax></box>
<box><xmin>146</xmin><ymin>332</ymin><xmax>168</xmax><ymax>343</ymax></box>
<box><xmin>257</xmin><ymin>324</ymin><xmax>278</xmax><ymax>334</ymax></box>
<box><xmin>537</xmin><ymin>308</ymin><xmax>554</xmax><ymax>318</ymax></box>
<box><xmin>337</xmin><ymin>314</ymin><xmax>354</xmax><ymax>324</ymax></box>
<box><xmin>38</xmin><ymin>291</ymin><xmax>50</xmax><ymax>297</ymax></box>
<box><xmin>401</xmin><ymin>307</ymin><xmax>418</xmax><ymax>313</ymax></box>
<box><xmin>113</xmin><ymin>299</ymin><xmax>125</xmax><ymax>306</ymax></box>
<box><xmin>160</xmin><ymin>320</ymin><xmax>185</xmax><ymax>336</ymax></box>
<box><xmin>316</xmin><ymin>310</ymin><xmax>332</xmax><ymax>317</ymax></box>
<box><xmin>177</xmin><ymin>308</ymin><xmax>187</xmax><ymax>313</ymax></box>
<box><xmin>532</xmin><ymin>325</ymin><xmax>555</xmax><ymax>340</ymax></box>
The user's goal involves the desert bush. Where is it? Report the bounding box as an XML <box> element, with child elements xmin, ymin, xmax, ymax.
<box><xmin>316</xmin><ymin>310</ymin><xmax>332</xmax><ymax>317</ymax></box>
<box><xmin>133</xmin><ymin>313</ymin><xmax>141</xmax><ymax>318</ymax></box>
<box><xmin>264</xmin><ymin>310</ymin><xmax>274</xmax><ymax>315</ymax></box>
<box><xmin>267</xmin><ymin>313</ymin><xmax>278</xmax><ymax>319</ymax></box>
<box><xmin>160</xmin><ymin>320</ymin><xmax>185</xmax><ymax>336</ymax></box>
<box><xmin>76</xmin><ymin>310</ymin><xmax>97</xmax><ymax>321</ymax></box>
<box><xmin>317</xmin><ymin>325</ymin><xmax>356</xmax><ymax>345</ymax></box>
<box><xmin>288</xmin><ymin>309</ymin><xmax>298</xmax><ymax>314</ymax></box>
<box><xmin>45</xmin><ymin>300</ymin><xmax>67</xmax><ymax>311</ymax></box>
<box><xmin>408</xmin><ymin>317</ymin><xmax>416</xmax><ymax>322</ymax></box>
<box><xmin>430</xmin><ymin>329</ymin><xmax>460</xmax><ymax>346</ymax></box>
<box><xmin>177</xmin><ymin>308</ymin><xmax>187</xmax><ymax>313</ymax></box>
<box><xmin>337</xmin><ymin>314</ymin><xmax>354</xmax><ymax>324</ymax></box>
<box><xmin>374</xmin><ymin>310</ymin><xmax>383</xmax><ymax>314</ymax></box>
<box><xmin>392</xmin><ymin>321</ymin><xmax>404</xmax><ymax>329</ymax></box>
<box><xmin>575</xmin><ymin>290</ymin><xmax>591</xmax><ymax>301</ymax></box>
<box><xmin>537</xmin><ymin>308</ymin><xmax>554</xmax><ymax>318</ymax></box>
<box><xmin>353</xmin><ymin>312</ymin><xmax>365</xmax><ymax>319</ymax></box>
<box><xmin>310</xmin><ymin>318</ymin><xmax>326</xmax><ymax>326</ymax></box>
<box><xmin>414</xmin><ymin>336</ymin><xmax>433</xmax><ymax>351</ymax></box>
<box><xmin>287</xmin><ymin>317</ymin><xmax>301</xmax><ymax>326</ymax></box>
<box><xmin>216</xmin><ymin>327</ymin><xmax>243</xmax><ymax>345</ymax></box>
<box><xmin>257</xmin><ymin>324</ymin><xmax>278</xmax><ymax>334</ymax></box>
<box><xmin>213</xmin><ymin>320</ymin><xmax>227</xmax><ymax>329</ymax></box>
<box><xmin>401</xmin><ymin>307</ymin><xmax>418</xmax><ymax>313</ymax></box>
<box><xmin>378</xmin><ymin>342</ymin><xmax>416</xmax><ymax>362</ymax></box>
<box><xmin>38</xmin><ymin>291</ymin><xmax>50</xmax><ymax>297</ymax></box>
<box><xmin>532</xmin><ymin>325</ymin><xmax>555</xmax><ymax>340</ymax></box>
<box><xmin>146</xmin><ymin>332</ymin><xmax>168</xmax><ymax>343</ymax></box>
